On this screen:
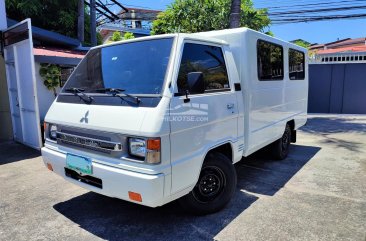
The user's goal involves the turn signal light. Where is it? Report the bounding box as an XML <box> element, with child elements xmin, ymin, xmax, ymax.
<box><xmin>128</xmin><ymin>191</ymin><xmax>142</xmax><ymax>202</ymax></box>
<box><xmin>147</xmin><ymin>139</ymin><xmax>161</xmax><ymax>150</ymax></box>
<box><xmin>46</xmin><ymin>163</ymin><xmax>53</xmax><ymax>171</ymax></box>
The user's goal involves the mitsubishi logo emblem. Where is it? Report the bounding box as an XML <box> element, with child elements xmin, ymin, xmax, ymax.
<box><xmin>80</xmin><ymin>110</ymin><xmax>89</xmax><ymax>123</ymax></box>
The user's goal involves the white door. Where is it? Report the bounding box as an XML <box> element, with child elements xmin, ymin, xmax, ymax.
<box><xmin>3</xmin><ymin>19</ymin><xmax>42</xmax><ymax>149</ymax></box>
<box><xmin>169</xmin><ymin>41</ymin><xmax>239</xmax><ymax>193</ymax></box>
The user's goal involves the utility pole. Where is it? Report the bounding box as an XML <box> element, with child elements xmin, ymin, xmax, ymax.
<box><xmin>77</xmin><ymin>0</ymin><xmax>84</xmax><ymax>43</ymax></box>
<box><xmin>229</xmin><ymin>0</ymin><xmax>241</xmax><ymax>28</ymax></box>
<box><xmin>90</xmin><ymin>0</ymin><xmax>97</xmax><ymax>46</ymax></box>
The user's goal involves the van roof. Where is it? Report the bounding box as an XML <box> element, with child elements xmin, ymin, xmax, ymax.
<box><xmin>90</xmin><ymin>32</ymin><xmax>228</xmax><ymax>50</ymax></box>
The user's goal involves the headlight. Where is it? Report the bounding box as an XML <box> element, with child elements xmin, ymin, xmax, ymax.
<box><xmin>129</xmin><ymin>138</ymin><xmax>161</xmax><ymax>164</ymax></box>
<box><xmin>129</xmin><ymin>138</ymin><xmax>146</xmax><ymax>158</ymax></box>
<box><xmin>49</xmin><ymin>124</ymin><xmax>57</xmax><ymax>140</ymax></box>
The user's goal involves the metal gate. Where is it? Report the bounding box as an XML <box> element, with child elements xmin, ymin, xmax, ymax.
<box><xmin>3</xmin><ymin>19</ymin><xmax>42</xmax><ymax>149</ymax></box>
<box><xmin>308</xmin><ymin>63</ymin><xmax>366</xmax><ymax>114</ymax></box>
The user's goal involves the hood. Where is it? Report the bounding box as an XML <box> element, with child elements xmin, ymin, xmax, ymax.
<box><xmin>45</xmin><ymin>97</ymin><xmax>171</xmax><ymax>137</ymax></box>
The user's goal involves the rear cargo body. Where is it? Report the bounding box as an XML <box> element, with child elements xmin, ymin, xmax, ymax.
<box><xmin>196</xmin><ymin>28</ymin><xmax>308</xmax><ymax>156</ymax></box>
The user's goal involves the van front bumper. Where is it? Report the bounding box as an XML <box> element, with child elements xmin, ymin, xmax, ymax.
<box><xmin>41</xmin><ymin>147</ymin><xmax>166</xmax><ymax>207</ymax></box>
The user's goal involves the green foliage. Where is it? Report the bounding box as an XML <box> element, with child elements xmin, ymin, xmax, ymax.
<box><xmin>6</xmin><ymin>0</ymin><xmax>81</xmax><ymax>38</ymax></box>
<box><xmin>123</xmin><ymin>32</ymin><xmax>135</xmax><ymax>40</ymax></box>
<box><xmin>111</xmin><ymin>31</ymin><xmax>123</xmax><ymax>41</ymax></box>
<box><xmin>97</xmin><ymin>32</ymin><xmax>103</xmax><ymax>45</ymax></box>
<box><xmin>151</xmin><ymin>0</ymin><xmax>270</xmax><ymax>35</ymax></box>
<box><xmin>39</xmin><ymin>64</ymin><xmax>61</xmax><ymax>97</ymax></box>
<box><xmin>265</xmin><ymin>31</ymin><xmax>274</xmax><ymax>37</ymax></box>
<box><xmin>292</xmin><ymin>39</ymin><xmax>311</xmax><ymax>49</ymax></box>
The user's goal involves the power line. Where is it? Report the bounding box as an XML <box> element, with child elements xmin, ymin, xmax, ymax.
<box><xmin>271</xmin><ymin>13</ymin><xmax>366</xmax><ymax>24</ymax></box>
<box><xmin>258</xmin><ymin>0</ymin><xmax>366</xmax><ymax>9</ymax></box>
<box><xmin>267</xmin><ymin>5</ymin><xmax>366</xmax><ymax>16</ymax></box>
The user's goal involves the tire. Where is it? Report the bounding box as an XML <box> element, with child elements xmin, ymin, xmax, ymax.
<box><xmin>271</xmin><ymin>124</ymin><xmax>292</xmax><ymax>160</ymax></box>
<box><xmin>179</xmin><ymin>152</ymin><xmax>237</xmax><ymax>215</ymax></box>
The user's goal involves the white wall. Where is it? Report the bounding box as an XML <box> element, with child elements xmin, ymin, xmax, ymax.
<box><xmin>0</xmin><ymin>0</ymin><xmax>7</xmax><ymax>30</ymax></box>
<box><xmin>34</xmin><ymin>62</ymin><xmax>60</xmax><ymax>121</ymax></box>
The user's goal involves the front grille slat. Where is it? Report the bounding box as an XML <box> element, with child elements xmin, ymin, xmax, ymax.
<box><xmin>56</xmin><ymin>131</ymin><xmax>122</xmax><ymax>153</ymax></box>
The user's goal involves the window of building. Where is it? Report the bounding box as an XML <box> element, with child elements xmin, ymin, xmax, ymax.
<box><xmin>289</xmin><ymin>49</ymin><xmax>305</xmax><ymax>80</ymax></box>
<box><xmin>257</xmin><ymin>40</ymin><xmax>284</xmax><ymax>81</ymax></box>
<box><xmin>177</xmin><ymin>43</ymin><xmax>230</xmax><ymax>94</ymax></box>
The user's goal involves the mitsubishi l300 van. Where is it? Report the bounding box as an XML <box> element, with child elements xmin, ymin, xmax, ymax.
<box><xmin>42</xmin><ymin>28</ymin><xmax>308</xmax><ymax>214</ymax></box>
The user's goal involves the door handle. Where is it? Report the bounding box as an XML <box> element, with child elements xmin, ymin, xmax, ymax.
<box><xmin>227</xmin><ymin>103</ymin><xmax>234</xmax><ymax>109</ymax></box>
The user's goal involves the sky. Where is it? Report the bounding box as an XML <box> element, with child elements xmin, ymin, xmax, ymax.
<box><xmin>118</xmin><ymin>0</ymin><xmax>366</xmax><ymax>44</ymax></box>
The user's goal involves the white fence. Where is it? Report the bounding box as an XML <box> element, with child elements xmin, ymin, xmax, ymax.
<box><xmin>310</xmin><ymin>51</ymin><xmax>366</xmax><ymax>64</ymax></box>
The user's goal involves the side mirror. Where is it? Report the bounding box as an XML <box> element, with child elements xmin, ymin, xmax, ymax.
<box><xmin>187</xmin><ymin>72</ymin><xmax>204</xmax><ymax>94</ymax></box>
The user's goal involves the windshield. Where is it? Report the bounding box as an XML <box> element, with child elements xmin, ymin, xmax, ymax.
<box><xmin>62</xmin><ymin>38</ymin><xmax>174</xmax><ymax>95</ymax></box>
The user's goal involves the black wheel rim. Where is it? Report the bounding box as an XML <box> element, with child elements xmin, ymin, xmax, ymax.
<box><xmin>192</xmin><ymin>166</ymin><xmax>226</xmax><ymax>203</ymax></box>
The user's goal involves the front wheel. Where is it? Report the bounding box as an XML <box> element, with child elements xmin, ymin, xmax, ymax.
<box><xmin>179</xmin><ymin>152</ymin><xmax>237</xmax><ymax>215</ymax></box>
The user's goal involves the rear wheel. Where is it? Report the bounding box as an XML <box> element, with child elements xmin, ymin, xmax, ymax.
<box><xmin>179</xmin><ymin>152</ymin><xmax>237</xmax><ymax>215</ymax></box>
<box><xmin>271</xmin><ymin>124</ymin><xmax>292</xmax><ymax>160</ymax></box>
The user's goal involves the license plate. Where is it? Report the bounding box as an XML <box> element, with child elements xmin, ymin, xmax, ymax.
<box><xmin>66</xmin><ymin>154</ymin><xmax>92</xmax><ymax>175</ymax></box>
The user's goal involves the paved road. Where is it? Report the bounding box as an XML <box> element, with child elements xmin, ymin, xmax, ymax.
<box><xmin>0</xmin><ymin>115</ymin><xmax>365</xmax><ymax>241</ymax></box>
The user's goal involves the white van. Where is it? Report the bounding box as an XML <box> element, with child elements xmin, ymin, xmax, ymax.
<box><xmin>42</xmin><ymin>28</ymin><xmax>308</xmax><ymax>214</ymax></box>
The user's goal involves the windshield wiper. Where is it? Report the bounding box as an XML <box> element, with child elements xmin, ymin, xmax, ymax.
<box><xmin>64</xmin><ymin>87</ymin><xmax>94</xmax><ymax>103</ymax></box>
<box><xmin>95</xmin><ymin>88</ymin><xmax>141</xmax><ymax>104</ymax></box>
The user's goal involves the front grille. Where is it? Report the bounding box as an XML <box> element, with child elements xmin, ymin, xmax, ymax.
<box><xmin>56</xmin><ymin>131</ymin><xmax>122</xmax><ymax>153</ymax></box>
<box><xmin>65</xmin><ymin>168</ymin><xmax>103</xmax><ymax>189</ymax></box>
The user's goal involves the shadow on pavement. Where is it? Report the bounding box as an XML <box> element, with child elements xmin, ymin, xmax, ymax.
<box><xmin>54</xmin><ymin>144</ymin><xmax>320</xmax><ymax>241</ymax></box>
<box><xmin>301</xmin><ymin>116</ymin><xmax>366</xmax><ymax>134</ymax></box>
<box><xmin>54</xmin><ymin>190</ymin><xmax>257</xmax><ymax>241</ymax></box>
<box><xmin>0</xmin><ymin>142</ymin><xmax>40</xmax><ymax>165</ymax></box>
<box><xmin>236</xmin><ymin>144</ymin><xmax>321</xmax><ymax>196</ymax></box>
<box><xmin>301</xmin><ymin>117</ymin><xmax>366</xmax><ymax>152</ymax></box>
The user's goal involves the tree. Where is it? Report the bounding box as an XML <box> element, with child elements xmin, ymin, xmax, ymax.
<box><xmin>6</xmin><ymin>0</ymin><xmax>96</xmax><ymax>45</ymax></box>
<box><xmin>111</xmin><ymin>31</ymin><xmax>123</xmax><ymax>41</ymax></box>
<box><xmin>6</xmin><ymin>0</ymin><xmax>79</xmax><ymax>38</ymax></box>
<box><xmin>292</xmin><ymin>39</ymin><xmax>311</xmax><ymax>48</ymax></box>
<box><xmin>39</xmin><ymin>64</ymin><xmax>61</xmax><ymax>97</ymax></box>
<box><xmin>123</xmin><ymin>32</ymin><xmax>135</xmax><ymax>40</ymax></box>
<box><xmin>151</xmin><ymin>0</ymin><xmax>270</xmax><ymax>35</ymax></box>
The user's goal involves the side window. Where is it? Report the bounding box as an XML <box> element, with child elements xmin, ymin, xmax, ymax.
<box><xmin>177</xmin><ymin>43</ymin><xmax>230</xmax><ymax>94</ymax></box>
<box><xmin>289</xmin><ymin>49</ymin><xmax>305</xmax><ymax>80</ymax></box>
<box><xmin>257</xmin><ymin>40</ymin><xmax>284</xmax><ymax>81</ymax></box>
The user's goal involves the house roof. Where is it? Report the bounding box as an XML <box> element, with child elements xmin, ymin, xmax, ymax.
<box><xmin>33</xmin><ymin>47</ymin><xmax>86</xmax><ymax>65</ymax></box>
<box><xmin>309</xmin><ymin>36</ymin><xmax>366</xmax><ymax>52</ymax></box>
<box><xmin>126</xmin><ymin>8</ymin><xmax>161</xmax><ymax>13</ymax></box>
<box><xmin>34</xmin><ymin>47</ymin><xmax>85</xmax><ymax>59</ymax></box>
<box><xmin>326</xmin><ymin>37</ymin><xmax>366</xmax><ymax>49</ymax></box>
<box><xmin>316</xmin><ymin>45</ymin><xmax>366</xmax><ymax>54</ymax></box>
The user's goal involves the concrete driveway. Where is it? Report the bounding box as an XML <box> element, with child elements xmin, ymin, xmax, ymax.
<box><xmin>0</xmin><ymin>115</ymin><xmax>365</xmax><ymax>241</ymax></box>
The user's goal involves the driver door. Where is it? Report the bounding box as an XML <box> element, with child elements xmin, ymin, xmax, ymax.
<box><xmin>169</xmin><ymin>41</ymin><xmax>239</xmax><ymax>193</ymax></box>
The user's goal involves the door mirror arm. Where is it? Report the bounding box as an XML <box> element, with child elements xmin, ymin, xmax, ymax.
<box><xmin>184</xmin><ymin>90</ymin><xmax>190</xmax><ymax>103</ymax></box>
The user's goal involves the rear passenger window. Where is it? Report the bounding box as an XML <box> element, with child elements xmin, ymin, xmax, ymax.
<box><xmin>177</xmin><ymin>43</ymin><xmax>230</xmax><ymax>94</ymax></box>
<box><xmin>289</xmin><ymin>49</ymin><xmax>305</xmax><ymax>80</ymax></box>
<box><xmin>257</xmin><ymin>40</ymin><xmax>284</xmax><ymax>81</ymax></box>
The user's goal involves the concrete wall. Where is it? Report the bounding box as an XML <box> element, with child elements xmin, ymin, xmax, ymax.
<box><xmin>34</xmin><ymin>62</ymin><xmax>59</xmax><ymax>121</ymax></box>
